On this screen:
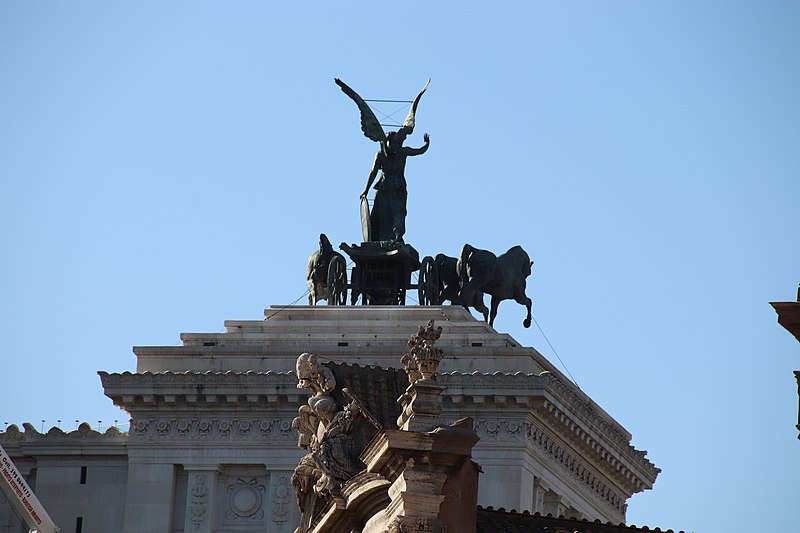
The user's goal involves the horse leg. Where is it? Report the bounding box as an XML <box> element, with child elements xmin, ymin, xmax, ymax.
<box><xmin>514</xmin><ymin>288</ymin><xmax>532</xmax><ymax>328</ymax></box>
<box><xmin>489</xmin><ymin>296</ymin><xmax>500</xmax><ymax>327</ymax></box>
<box><xmin>461</xmin><ymin>282</ymin><xmax>488</xmax><ymax>322</ymax></box>
<box><xmin>460</xmin><ymin>282</ymin><xmax>476</xmax><ymax>314</ymax></box>
<box><xmin>474</xmin><ymin>292</ymin><xmax>489</xmax><ymax>323</ymax></box>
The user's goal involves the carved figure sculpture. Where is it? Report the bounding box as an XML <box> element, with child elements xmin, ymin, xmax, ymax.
<box><xmin>306</xmin><ymin>234</ymin><xmax>345</xmax><ymax>305</ymax></box>
<box><xmin>457</xmin><ymin>244</ymin><xmax>534</xmax><ymax>328</ymax></box>
<box><xmin>291</xmin><ymin>354</ymin><xmax>382</xmax><ymax>531</ymax></box>
<box><xmin>335</xmin><ymin>78</ymin><xmax>430</xmax><ymax>243</ymax></box>
<box><xmin>294</xmin><ymin>353</ymin><xmax>337</xmax><ymax>450</ymax></box>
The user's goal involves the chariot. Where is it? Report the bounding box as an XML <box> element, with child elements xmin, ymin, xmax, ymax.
<box><xmin>325</xmin><ymin>243</ymin><xmax>439</xmax><ymax>306</ymax></box>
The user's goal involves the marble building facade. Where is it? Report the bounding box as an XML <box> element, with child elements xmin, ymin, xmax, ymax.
<box><xmin>0</xmin><ymin>305</ymin><xmax>659</xmax><ymax>532</ymax></box>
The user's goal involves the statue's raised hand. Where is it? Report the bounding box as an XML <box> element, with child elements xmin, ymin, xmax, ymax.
<box><xmin>423</xmin><ymin>133</ymin><xmax>430</xmax><ymax>143</ymax></box>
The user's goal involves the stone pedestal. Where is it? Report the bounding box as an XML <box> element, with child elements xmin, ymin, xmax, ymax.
<box><xmin>397</xmin><ymin>379</ymin><xmax>444</xmax><ymax>432</ymax></box>
<box><xmin>362</xmin><ymin>422</ymin><xmax>480</xmax><ymax>533</ymax></box>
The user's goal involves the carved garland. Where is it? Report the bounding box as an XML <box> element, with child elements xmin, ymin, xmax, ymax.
<box><xmin>130</xmin><ymin>417</ymin><xmax>296</xmax><ymax>442</ymax></box>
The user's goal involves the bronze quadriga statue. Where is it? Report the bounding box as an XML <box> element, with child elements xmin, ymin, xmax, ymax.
<box><xmin>302</xmin><ymin>79</ymin><xmax>535</xmax><ymax>326</ymax></box>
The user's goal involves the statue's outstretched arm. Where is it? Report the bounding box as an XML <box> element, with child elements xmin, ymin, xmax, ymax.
<box><xmin>361</xmin><ymin>151</ymin><xmax>382</xmax><ymax>197</ymax></box>
<box><xmin>404</xmin><ymin>133</ymin><xmax>430</xmax><ymax>157</ymax></box>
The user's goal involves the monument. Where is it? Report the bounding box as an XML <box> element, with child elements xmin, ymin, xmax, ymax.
<box><xmin>310</xmin><ymin>79</ymin><xmax>536</xmax><ymax>329</ymax></box>
<box><xmin>0</xmin><ymin>80</ymin><xmax>664</xmax><ymax>533</ymax></box>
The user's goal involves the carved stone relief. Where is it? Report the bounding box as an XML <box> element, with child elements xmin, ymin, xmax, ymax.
<box><xmin>223</xmin><ymin>477</ymin><xmax>266</xmax><ymax>523</ymax></box>
<box><xmin>189</xmin><ymin>474</ymin><xmax>209</xmax><ymax>530</ymax></box>
<box><xmin>271</xmin><ymin>475</ymin><xmax>292</xmax><ymax>529</ymax></box>
<box><xmin>129</xmin><ymin>417</ymin><xmax>295</xmax><ymax>442</ymax></box>
<box><xmin>388</xmin><ymin>516</ymin><xmax>444</xmax><ymax>533</ymax></box>
<box><xmin>291</xmin><ymin>353</ymin><xmax>382</xmax><ymax>532</ymax></box>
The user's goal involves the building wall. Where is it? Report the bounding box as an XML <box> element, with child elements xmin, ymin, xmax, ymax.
<box><xmin>35</xmin><ymin>458</ymin><xmax>128</xmax><ymax>533</ymax></box>
<box><xmin>1</xmin><ymin>306</ymin><xmax>660</xmax><ymax>531</ymax></box>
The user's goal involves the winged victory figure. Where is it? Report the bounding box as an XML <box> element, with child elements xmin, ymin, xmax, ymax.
<box><xmin>335</xmin><ymin>78</ymin><xmax>430</xmax><ymax>244</ymax></box>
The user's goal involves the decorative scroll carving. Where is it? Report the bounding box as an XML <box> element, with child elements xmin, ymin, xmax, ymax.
<box><xmin>129</xmin><ymin>417</ymin><xmax>295</xmax><ymax>442</ymax></box>
<box><xmin>189</xmin><ymin>475</ymin><xmax>208</xmax><ymax>529</ymax></box>
<box><xmin>473</xmin><ymin>419</ymin><xmax>525</xmax><ymax>442</ymax></box>
<box><xmin>401</xmin><ymin>319</ymin><xmax>443</xmax><ymax>383</ymax></box>
<box><xmin>388</xmin><ymin>516</ymin><xmax>444</xmax><ymax>533</ymax></box>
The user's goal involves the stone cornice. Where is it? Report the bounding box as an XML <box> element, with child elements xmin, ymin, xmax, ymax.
<box><xmin>538</xmin><ymin>376</ymin><xmax>660</xmax><ymax>490</ymax></box>
<box><xmin>97</xmin><ymin>368</ymin><xmax>658</xmax><ymax>498</ymax></box>
<box><xmin>525</xmin><ymin>422</ymin><xmax>626</xmax><ymax>520</ymax></box>
<box><xmin>99</xmin><ymin>371</ymin><xmax>306</xmax><ymax>409</ymax></box>
<box><xmin>437</xmin><ymin>372</ymin><xmax>659</xmax><ymax>496</ymax></box>
<box><xmin>771</xmin><ymin>300</ymin><xmax>800</xmax><ymax>342</ymax></box>
<box><xmin>99</xmin><ymin>370</ymin><xmax>296</xmax><ymax>384</ymax></box>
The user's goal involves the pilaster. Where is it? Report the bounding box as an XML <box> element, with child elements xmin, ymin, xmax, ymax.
<box><xmin>267</xmin><ymin>472</ymin><xmax>297</xmax><ymax>533</ymax></box>
<box><xmin>184</xmin><ymin>466</ymin><xmax>220</xmax><ymax>533</ymax></box>
<box><xmin>543</xmin><ymin>491</ymin><xmax>567</xmax><ymax>518</ymax></box>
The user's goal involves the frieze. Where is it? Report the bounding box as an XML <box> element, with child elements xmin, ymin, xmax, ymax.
<box><xmin>130</xmin><ymin>417</ymin><xmax>296</xmax><ymax>442</ymax></box>
<box><xmin>472</xmin><ymin>419</ymin><xmax>526</xmax><ymax>443</ymax></box>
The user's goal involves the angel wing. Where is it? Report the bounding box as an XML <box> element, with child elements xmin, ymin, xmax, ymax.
<box><xmin>399</xmin><ymin>79</ymin><xmax>430</xmax><ymax>136</ymax></box>
<box><xmin>335</xmin><ymin>78</ymin><xmax>386</xmax><ymax>143</ymax></box>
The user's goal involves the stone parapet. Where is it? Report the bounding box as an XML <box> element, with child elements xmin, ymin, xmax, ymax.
<box><xmin>133</xmin><ymin>305</ymin><xmax>547</xmax><ymax>375</ymax></box>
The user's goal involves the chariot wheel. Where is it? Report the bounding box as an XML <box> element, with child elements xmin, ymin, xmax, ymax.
<box><xmin>327</xmin><ymin>256</ymin><xmax>348</xmax><ymax>306</ymax></box>
<box><xmin>417</xmin><ymin>256</ymin><xmax>440</xmax><ymax>305</ymax></box>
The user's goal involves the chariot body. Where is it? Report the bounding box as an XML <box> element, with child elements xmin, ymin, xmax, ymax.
<box><xmin>325</xmin><ymin>242</ymin><xmax>439</xmax><ymax>307</ymax></box>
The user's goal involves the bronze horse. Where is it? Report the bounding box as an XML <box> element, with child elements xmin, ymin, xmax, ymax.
<box><xmin>457</xmin><ymin>244</ymin><xmax>533</xmax><ymax>328</ymax></box>
<box><xmin>434</xmin><ymin>253</ymin><xmax>462</xmax><ymax>305</ymax></box>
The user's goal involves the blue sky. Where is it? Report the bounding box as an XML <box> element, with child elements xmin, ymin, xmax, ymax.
<box><xmin>1</xmin><ymin>2</ymin><xmax>798</xmax><ymax>531</ymax></box>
